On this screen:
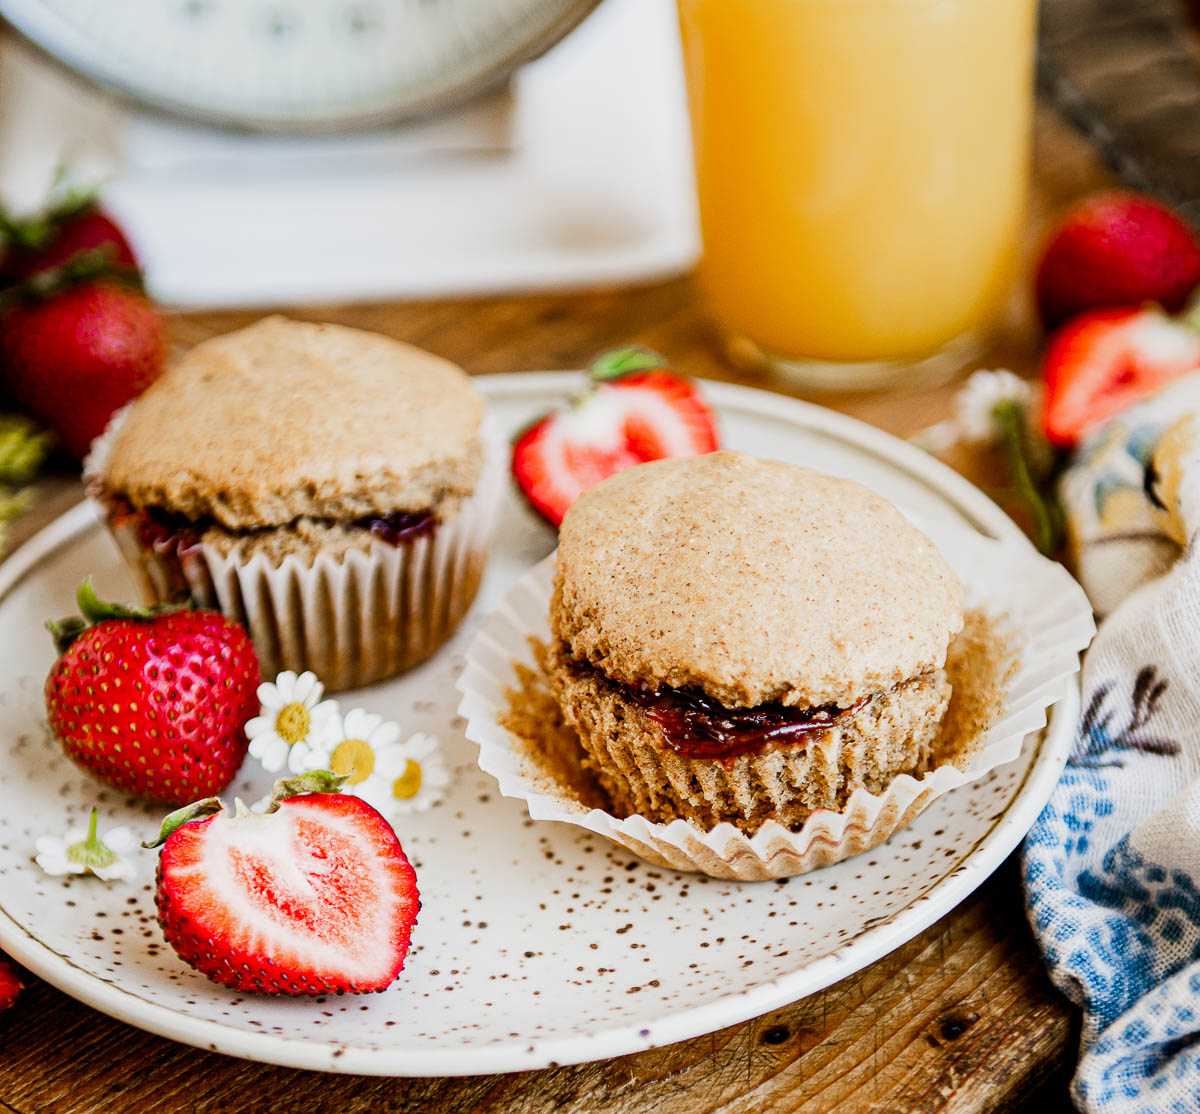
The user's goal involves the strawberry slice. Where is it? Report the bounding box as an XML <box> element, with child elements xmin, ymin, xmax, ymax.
<box><xmin>1042</xmin><ymin>307</ymin><xmax>1200</xmax><ymax>447</ymax></box>
<box><xmin>0</xmin><ymin>956</ymin><xmax>21</xmax><ymax>1013</ymax></box>
<box><xmin>513</xmin><ymin>348</ymin><xmax>719</xmax><ymax>527</ymax></box>
<box><xmin>151</xmin><ymin>773</ymin><xmax>419</xmax><ymax>996</ymax></box>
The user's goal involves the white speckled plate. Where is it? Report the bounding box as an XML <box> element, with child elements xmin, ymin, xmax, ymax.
<box><xmin>0</xmin><ymin>374</ymin><xmax>1082</xmax><ymax>1076</ymax></box>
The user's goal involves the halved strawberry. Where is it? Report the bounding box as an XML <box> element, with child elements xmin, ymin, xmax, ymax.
<box><xmin>1041</xmin><ymin>307</ymin><xmax>1200</xmax><ymax>446</ymax></box>
<box><xmin>150</xmin><ymin>773</ymin><xmax>419</xmax><ymax>996</ymax></box>
<box><xmin>513</xmin><ymin>348</ymin><xmax>719</xmax><ymax>527</ymax></box>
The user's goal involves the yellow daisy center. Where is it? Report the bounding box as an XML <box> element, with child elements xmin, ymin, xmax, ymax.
<box><xmin>392</xmin><ymin>759</ymin><xmax>423</xmax><ymax>800</ymax></box>
<box><xmin>331</xmin><ymin>739</ymin><xmax>375</xmax><ymax>786</ymax></box>
<box><xmin>275</xmin><ymin>702</ymin><xmax>311</xmax><ymax>745</ymax></box>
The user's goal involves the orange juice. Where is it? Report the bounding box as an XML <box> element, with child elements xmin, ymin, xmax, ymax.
<box><xmin>677</xmin><ymin>0</ymin><xmax>1036</xmax><ymax>380</ymax></box>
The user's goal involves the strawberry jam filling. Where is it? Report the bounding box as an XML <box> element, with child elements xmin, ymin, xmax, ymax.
<box><xmin>104</xmin><ymin>495</ymin><xmax>203</xmax><ymax>554</ymax></box>
<box><xmin>361</xmin><ymin>511</ymin><xmax>436</xmax><ymax>545</ymax></box>
<box><xmin>631</xmin><ymin>683</ymin><xmax>871</xmax><ymax>762</ymax></box>
<box><xmin>105</xmin><ymin>493</ymin><xmax>436</xmax><ymax>549</ymax></box>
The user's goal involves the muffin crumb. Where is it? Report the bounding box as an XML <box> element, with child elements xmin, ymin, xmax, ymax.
<box><xmin>500</xmin><ymin>639</ymin><xmax>609</xmax><ymax>813</ymax></box>
<box><xmin>936</xmin><ymin>608</ymin><xmax>1018</xmax><ymax>768</ymax></box>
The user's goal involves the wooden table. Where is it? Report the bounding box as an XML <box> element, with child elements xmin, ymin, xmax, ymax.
<box><xmin>0</xmin><ymin>104</ymin><xmax>1108</xmax><ymax>1113</ymax></box>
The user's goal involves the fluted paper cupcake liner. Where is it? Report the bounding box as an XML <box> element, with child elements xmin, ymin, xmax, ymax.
<box><xmin>458</xmin><ymin>527</ymin><xmax>1095</xmax><ymax>880</ymax></box>
<box><xmin>86</xmin><ymin>410</ymin><xmax>503</xmax><ymax>692</ymax></box>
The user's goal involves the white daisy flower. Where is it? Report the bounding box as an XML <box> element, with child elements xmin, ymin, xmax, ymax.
<box><xmin>305</xmin><ymin>710</ymin><xmax>451</xmax><ymax>820</ymax></box>
<box><xmin>245</xmin><ymin>670</ymin><xmax>341</xmax><ymax>774</ymax></box>
<box><xmin>952</xmin><ymin>369</ymin><xmax>1034</xmax><ymax>444</ymax></box>
<box><xmin>911</xmin><ymin>369</ymin><xmax>1036</xmax><ymax>452</ymax></box>
<box><xmin>35</xmin><ymin>809</ymin><xmax>135</xmax><ymax>881</ymax></box>
<box><xmin>372</xmin><ymin>731</ymin><xmax>451</xmax><ymax>815</ymax></box>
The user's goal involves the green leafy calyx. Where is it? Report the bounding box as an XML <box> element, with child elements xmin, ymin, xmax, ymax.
<box><xmin>46</xmin><ymin>577</ymin><xmax>190</xmax><ymax>654</ymax></box>
<box><xmin>588</xmin><ymin>346</ymin><xmax>667</xmax><ymax>384</ymax></box>
<box><xmin>263</xmin><ymin>771</ymin><xmax>349</xmax><ymax>812</ymax></box>
<box><xmin>143</xmin><ymin>798</ymin><xmax>225</xmax><ymax>849</ymax></box>
<box><xmin>68</xmin><ymin>808</ymin><xmax>118</xmax><ymax>870</ymax></box>
<box><xmin>143</xmin><ymin>772</ymin><xmax>350</xmax><ymax>849</ymax></box>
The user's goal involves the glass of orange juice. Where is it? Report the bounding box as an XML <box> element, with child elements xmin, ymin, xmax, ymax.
<box><xmin>676</xmin><ymin>0</ymin><xmax>1037</xmax><ymax>389</ymax></box>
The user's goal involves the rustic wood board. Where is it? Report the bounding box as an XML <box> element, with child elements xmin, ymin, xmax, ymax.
<box><xmin>0</xmin><ymin>104</ymin><xmax>1106</xmax><ymax>1112</ymax></box>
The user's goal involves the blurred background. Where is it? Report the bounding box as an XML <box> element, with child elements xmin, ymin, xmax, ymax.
<box><xmin>0</xmin><ymin>0</ymin><xmax>694</xmax><ymax>307</ymax></box>
<box><xmin>0</xmin><ymin>0</ymin><xmax>1183</xmax><ymax>311</ymax></box>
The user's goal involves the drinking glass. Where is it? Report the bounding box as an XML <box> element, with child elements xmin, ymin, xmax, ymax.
<box><xmin>676</xmin><ymin>0</ymin><xmax>1037</xmax><ymax>389</ymax></box>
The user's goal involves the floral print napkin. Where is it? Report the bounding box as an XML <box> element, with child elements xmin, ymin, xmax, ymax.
<box><xmin>1024</xmin><ymin>372</ymin><xmax>1200</xmax><ymax>1111</ymax></box>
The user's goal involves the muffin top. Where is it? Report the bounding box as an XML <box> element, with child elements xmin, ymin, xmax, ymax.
<box><xmin>101</xmin><ymin>316</ymin><xmax>484</xmax><ymax>529</ymax></box>
<box><xmin>551</xmin><ymin>451</ymin><xmax>964</xmax><ymax>709</ymax></box>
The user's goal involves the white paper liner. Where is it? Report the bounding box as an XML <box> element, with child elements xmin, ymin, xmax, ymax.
<box><xmin>457</xmin><ymin>527</ymin><xmax>1096</xmax><ymax>880</ymax></box>
<box><xmin>85</xmin><ymin>409</ymin><xmax>503</xmax><ymax>692</ymax></box>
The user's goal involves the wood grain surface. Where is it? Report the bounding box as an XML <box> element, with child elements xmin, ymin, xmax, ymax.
<box><xmin>0</xmin><ymin>104</ymin><xmax>1105</xmax><ymax>1113</ymax></box>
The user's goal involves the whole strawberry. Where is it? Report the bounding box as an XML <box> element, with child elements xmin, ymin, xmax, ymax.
<box><xmin>149</xmin><ymin>773</ymin><xmax>420</xmax><ymax>996</ymax></box>
<box><xmin>0</xmin><ymin>202</ymin><xmax>137</xmax><ymax>286</ymax></box>
<box><xmin>0</xmin><ymin>956</ymin><xmax>21</xmax><ymax>1013</ymax></box>
<box><xmin>1</xmin><ymin>280</ymin><xmax>166</xmax><ymax>459</ymax></box>
<box><xmin>1036</xmin><ymin>191</ymin><xmax>1200</xmax><ymax>329</ymax></box>
<box><xmin>45</xmin><ymin>579</ymin><xmax>259</xmax><ymax>804</ymax></box>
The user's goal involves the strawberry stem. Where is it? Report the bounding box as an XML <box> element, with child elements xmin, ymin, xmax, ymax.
<box><xmin>66</xmin><ymin>808</ymin><xmax>117</xmax><ymax>871</ymax></box>
<box><xmin>993</xmin><ymin>399</ymin><xmax>1066</xmax><ymax>556</ymax></box>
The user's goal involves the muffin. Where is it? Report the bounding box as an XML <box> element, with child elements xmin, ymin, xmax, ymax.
<box><xmin>546</xmin><ymin>451</ymin><xmax>964</xmax><ymax>834</ymax></box>
<box><xmin>87</xmin><ymin>316</ymin><xmax>499</xmax><ymax>691</ymax></box>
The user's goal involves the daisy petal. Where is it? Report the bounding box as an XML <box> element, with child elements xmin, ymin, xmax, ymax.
<box><xmin>256</xmin><ymin>680</ymin><xmax>281</xmax><ymax>707</ymax></box>
<box><xmin>291</xmin><ymin>671</ymin><xmax>318</xmax><ymax>706</ymax></box>
<box><xmin>245</xmin><ymin>716</ymin><xmax>273</xmax><ymax>739</ymax></box>
<box><xmin>93</xmin><ymin>859</ymin><xmax>133</xmax><ymax>882</ymax></box>
<box><xmin>248</xmin><ymin>732</ymin><xmax>277</xmax><ymax>761</ymax></box>
<box><xmin>353</xmin><ymin>778</ymin><xmax>392</xmax><ymax>817</ymax></box>
<box><xmin>287</xmin><ymin>742</ymin><xmax>316</xmax><ymax>775</ymax></box>
<box><xmin>260</xmin><ymin>736</ymin><xmax>290</xmax><ymax>773</ymax></box>
<box><xmin>371</xmin><ymin>720</ymin><xmax>402</xmax><ymax>748</ymax></box>
<box><xmin>342</xmin><ymin>707</ymin><xmax>375</xmax><ymax>739</ymax></box>
<box><xmin>405</xmin><ymin>733</ymin><xmax>440</xmax><ymax>759</ymax></box>
<box><xmin>424</xmin><ymin>767</ymin><xmax>452</xmax><ymax>790</ymax></box>
<box><xmin>373</xmin><ymin>750</ymin><xmax>409</xmax><ymax>781</ymax></box>
<box><xmin>103</xmin><ymin>828</ymin><xmax>136</xmax><ymax>853</ymax></box>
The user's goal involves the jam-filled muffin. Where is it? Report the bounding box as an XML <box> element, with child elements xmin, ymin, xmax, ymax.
<box><xmin>547</xmin><ymin>451</ymin><xmax>964</xmax><ymax>833</ymax></box>
<box><xmin>88</xmin><ymin>315</ymin><xmax>498</xmax><ymax>691</ymax></box>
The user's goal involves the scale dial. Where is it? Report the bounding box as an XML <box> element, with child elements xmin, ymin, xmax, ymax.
<box><xmin>0</xmin><ymin>0</ymin><xmax>601</xmax><ymax>131</ymax></box>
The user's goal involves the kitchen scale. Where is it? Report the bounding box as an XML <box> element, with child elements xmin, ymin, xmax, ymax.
<box><xmin>0</xmin><ymin>0</ymin><xmax>698</xmax><ymax>306</ymax></box>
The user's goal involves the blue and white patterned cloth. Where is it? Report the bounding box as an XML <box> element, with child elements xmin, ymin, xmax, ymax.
<box><xmin>1024</xmin><ymin>377</ymin><xmax>1200</xmax><ymax>1112</ymax></box>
